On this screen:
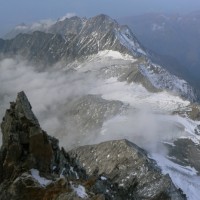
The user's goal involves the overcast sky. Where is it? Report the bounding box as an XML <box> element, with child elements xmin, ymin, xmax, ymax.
<box><xmin>0</xmin><ymin>0</ymin><xmax>200</xmax><ymax>36</ymax></box>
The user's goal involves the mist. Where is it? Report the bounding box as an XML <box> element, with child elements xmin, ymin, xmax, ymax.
<box><xmin>91</xmin><ymin>111</ymin><xmax>189</xmax><ymax>152</ymax></box>
<box><xmin>0</xmin><ymin>58</ymin><xmax>99</xmax><ymax>146</ymax></box>
<box><xmin>0</xmin><ymin>57</ymin><xmax>192</xmax><ymax>154</ymax></box>
<box><xmin>77</xmin><ymin>103</ymin><xmax>191</xmax><ymax>155</ymax></box>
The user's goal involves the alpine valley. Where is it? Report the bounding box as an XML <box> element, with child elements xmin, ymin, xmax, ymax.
<box><xmin>0</xmin><ymin>14</ymin><xmax>200</xmax><ymax>200</ymax></box>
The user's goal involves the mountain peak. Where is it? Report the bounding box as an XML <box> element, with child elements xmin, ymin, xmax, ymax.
<box><xmin>88</xmin><ymin>14</ymin><xmax>118</xmax><ymax>28</ymax></box>
<box><xmin>0</xmin><ymin>91</ymin><xmax>53</xmax><ymax>176</ymax></box>
<box><xmin>16</xmin><ymin>91</ymin><xmax>39</xmax><ymax>126</ymax></box>
<box><xmin>92</xmin><ymin>14</ymin><xmax>115</xmax><ymax>21</ymax></box>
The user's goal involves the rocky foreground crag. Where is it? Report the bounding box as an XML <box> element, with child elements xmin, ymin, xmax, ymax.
<box><xmin>0</xmin><ymin>91</ymin><xmax>186</xmax><ymax>200</ymax></box>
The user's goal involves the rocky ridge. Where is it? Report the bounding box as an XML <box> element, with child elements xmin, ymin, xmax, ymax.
<box><xmin>0</xmin><ymin>91</ymin><xmax>186</xmax><ymax>199</ymax></box>
<box><xmin>0</xmin><ymin>14</ymin><xmax>145</xmax><ymax>65</ymax></box>
<box><xmin>0</xmin><ymin>14</ymin><xmax>197</xmax><ymax>102</ymax></box>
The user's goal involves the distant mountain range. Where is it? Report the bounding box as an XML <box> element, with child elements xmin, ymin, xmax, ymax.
<box><xmin>118</xmin><ymin>11</ymin><xmax>200</xmax><ymax>91</ymax></box>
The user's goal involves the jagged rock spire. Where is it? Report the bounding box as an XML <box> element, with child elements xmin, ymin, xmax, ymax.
<box><xmin>15</xmin><ymin>91</ymin><xmax>39</xmax><ymax>126</ymax></box>
<box><xmin>0</xmin><ymin>91</ymin><xmax>53</xmax><ymax>182</ymax></box>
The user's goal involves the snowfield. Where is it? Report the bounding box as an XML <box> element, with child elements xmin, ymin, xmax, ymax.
<box><xmin>90</xmin><ymin>77</ymin><xmax>190</xmax><ymax>112</ymax></box>
<box><xmin>150</xmin><ymin>153</ymin><xmax>200</xmax><ymax>200</ymax></box>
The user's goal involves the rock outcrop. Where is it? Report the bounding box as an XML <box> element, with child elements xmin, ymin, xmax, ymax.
<box><xmin>69</xmin><ymin>140</ymin><xmax>186</xmax><ymax>200</ymax></box>
<box><xmin>0</xmin><ymin>91</ymin><xmax>88</xmax><ymax>199</ymax></box>
<box><xmin>0</xmin><ymin>91</ymin><xmax>52</xmax><ymax>180</ymax></box>
<box><xmin>0</xmin><ymin>92</ymin><xmax>186</xmax><ymax>199</ymax></box>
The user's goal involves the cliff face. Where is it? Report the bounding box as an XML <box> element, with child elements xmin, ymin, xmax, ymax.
<box><xmin>0</xmin><ymin>91</ymin><xmax>84</xmax><ymax>200</ymax></box>
<box><xmin>0</xmin><ymin>92</ymin><xmax>186</xmax><ymax>200</ymax></box>
<box><xmin>0</xmin><ymin>91</ymin><xmax>53</xmax><ymax>178</ymax></box>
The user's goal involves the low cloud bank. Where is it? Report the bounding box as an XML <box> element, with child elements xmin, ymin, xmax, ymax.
<box><xmin>0</xmin><ymin>58</ymin><xmax>97</xmax><ymax>146</ymax></box>
<box><xmin>89</xmin><ymin>110</ymin><xmax>187</xmax><ymax>153</ymax></box>
<box><xmin>0</xmin><ymin>57</ymin><xmax>190</xmax><ymax>153</ymax></box>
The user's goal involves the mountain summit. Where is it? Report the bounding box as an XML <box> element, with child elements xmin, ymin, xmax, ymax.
<box><xmin>0</xmin><ymin>14</ymin><xmax>146</xmax><ymax>63</ymax></box>
<box><xmin>0</xmin><ymin>14</ymin><xmax>198</xmax><ymax>102</ymax></box>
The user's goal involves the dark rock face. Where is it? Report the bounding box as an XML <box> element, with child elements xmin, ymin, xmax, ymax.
<box><xmin>0</xmin><ymin>92</ymin><xmax>186</xmax><ymax>199</ymax></box>
<box><xmin>0</xmin><ymin>91</ymin><xmax>53</xmax><ymax>181</ymax></box>
<box><xmin>0</xmin><ymin>92</ymin><xmax>86</xmax><ymax>199</ymax></box>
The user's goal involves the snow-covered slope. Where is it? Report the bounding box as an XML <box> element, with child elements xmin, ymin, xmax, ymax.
<box><xmin>150</xmin><ymin>153</ymin><xmax>200</xmax><ymax>200</ymax></box>
<box><xmin>116</xmin><ymin>25</ymin><xmax>146</xmax><ymax>56</ymax></box>
<box><xmin>139</xmin><ymin>62</ymin><xmax>197</xmax><ymax>102</ymax></box>
<box><xmin>71</xmin><ymin>49</ymin><xmax>197</xmax><ymax>102</ymax></box>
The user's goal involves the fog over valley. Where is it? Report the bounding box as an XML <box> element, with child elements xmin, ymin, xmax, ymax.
<box><xmin>0</xmin><ymin>52</ymin><xmax>198</xmax><ymax>153</ymax></box>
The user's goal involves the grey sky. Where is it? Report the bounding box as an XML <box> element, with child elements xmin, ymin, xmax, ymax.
<box><xmin>0</xmin><ymin>0</ymin><xmax>200</xmax><ymax>36</ymax></box>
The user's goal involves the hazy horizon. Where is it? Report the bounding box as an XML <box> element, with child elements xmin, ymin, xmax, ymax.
<box><xmin>1</xmin><ymin>0</ymin><xmax>200</xmax><ymax>36</ymax></box>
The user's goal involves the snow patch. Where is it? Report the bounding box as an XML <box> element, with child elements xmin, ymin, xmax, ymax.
<box><xmin>100</xmin><ymin>176</ymin><xmax>107</xmax><ymax>180</ymax></box>
<box><xmin>71</xmin><ymin>184</ymin><xmax>88</xmax><ymax>198</ymax></box>
<box><xmin>30</xmin><ymin>169</ymin><xmax>52</xmax><ymax>187</ymax></box>
<box><xmin>70</xmin><ymin>166</ymin><xmax>79</xmax><ymax>179</ymax></box>
<box><xmin>60</xmin><ymin>168</ymin><xmax>66</xmax><ymax>178</ymax></box>
<box><xmin>97</xmin><ymin>50</ymin><xmax>136</xmax><ymax>61</ymax></box>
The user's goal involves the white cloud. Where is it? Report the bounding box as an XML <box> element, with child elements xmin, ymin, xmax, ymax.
<box><xmin>0</xmin><ymin>56</ymin><xmax>196</xmax><ymax>154</ymax></box>
<box><xmin>30</xmin><ymin>19</ymin><xmax>56</xmax><ymax>30</ymax></box>
<box><xmin>0</xmin><ymin>58</ymin><xmax>97</xmax><ymax>147</ymax></box>
<box><xmin>58</xmin><ymin>13</ymin><xmax>77</xmax><ymax>21</ymax></box>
